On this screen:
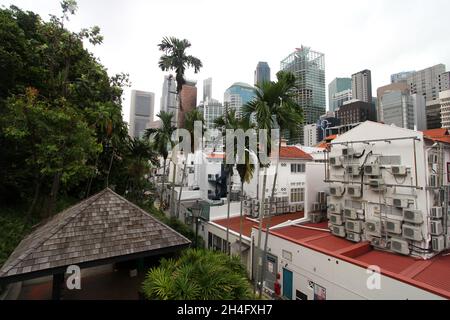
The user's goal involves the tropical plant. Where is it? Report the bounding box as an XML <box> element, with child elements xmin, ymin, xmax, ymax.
<box><xmin>144</xmin><ymin>111</ymin><xmax>176</xmax><ymax>210</ymax></box>
<box><xmin>214</xmin><ymin>108</ymin><xmax>255</xmax><ymax>257</ymax></box>
<box><xmin>142</xmin><ymin>249</ymin><xmax>253</xmax><ymax>300</ymax></box>
<box><xmin>242</xmin><ymin>70</ymin><xmax>303</xmax><ymax>297</ymax></box>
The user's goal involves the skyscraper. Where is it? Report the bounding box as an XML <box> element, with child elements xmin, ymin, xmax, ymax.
<box><xmin>440</xmin><ymin>90</ymin><xmax>450</xmax><ymax>129</ymax></box>
<box><xmin>377</xmin><ymin>82</ymin><xmax>426</xmax><ymax>131</ymax></box>
<box><xmin>224</xmin><ymin>82</ymin><xmax>256</xmax><ymax>118</ymax></box>
<box><xmin>391</xmin><ymin>71</ymin><xmax>415</xmax><ymax>84</ymax></box>
<box><xmin>198</xmin><ymin>98</ymin><xmax>224</xmax><ymax>130</ymax></box>
<box><xmin>254</xmin><ymin>62</ymin><xmax>271</xmax><ymax>87</ymax></box>
<box><xmin>328</xmin><ymin>77</ymin><xmax>352</xmax><ymax>112</ymax></box>
<box><xmin>352</xmin><ymin>69</ymin><xmax>372</xmax><ymax>104</ymax></box>
<box><xmin>203</xmin><ymin>78</ymin><xmax>212</xmax><ymax>102</ymax></box>
<box><xmin>178</xmin><ymin>80</ymin><xmax>198</xmax><ymax>128</ymax></box>
<box><xmin>407</xmin><ymin>64</ymin><xmax>446</xmax><ymax>102</ymax></box>
<box><xmin>160</xmin><ymin>75</ymin><xmax>178</xmax><ymax>126</ymax></box>
<box><xmin>280</xmin><ymin>46</ymin><xmax>326</xmax><ymax>144</ymax></box>
<box><xmin>129</xmin><ymin>90</ymin><xmax>155</xmax><ymax>138</ymax></box>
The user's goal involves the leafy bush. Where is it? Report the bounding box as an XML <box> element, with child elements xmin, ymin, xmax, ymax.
<box><xmin>142</xmin><ymin>249</ymin><xmax>254</xmax><ymax>300</ymax></box>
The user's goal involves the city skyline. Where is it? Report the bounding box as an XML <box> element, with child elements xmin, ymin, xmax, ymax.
<box><xmin>2</xmin><ymin>0</ymin><xmax>450</xmax><ymax>124</ymax></box>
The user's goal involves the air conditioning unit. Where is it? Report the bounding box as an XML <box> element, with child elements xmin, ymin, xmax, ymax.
<box><xmin>346</xmin><ymin>165</ymin><xmax>361</xmax><ymax>176</ymax></box>
<box><xmin>330</xmin><ymin>156</ymin><xmax>342</xmax><ymax>167</ymax></box>
<box><xmin>391</xmin><ymin>238</ymin><xmax>410</xmax><ymax>255</ymax></box>
<box><xmin>391</xmin><ymin>165</ymin><xmax>407</xmax><ymax>176</ymax></box>
<box><xmin>329</xmin><ymin>186</ymin><xmax>344</xmax><ymax>197</ymax></box>
<box><xmin>243</xmin><ymin>208</ymin><xmax>252</xmax><ymax>216</ymax></box>
<box><xmin>252</xmin><ymin>199</ymin><xmax>259</xmax><ymax>205</ymax></box>
<box><xmin>270</xmin><ymin>206</ymin><xmax>277</xmax><ymax>214</ymax></box>
<box><xmin>347</xmin><ymin>186</ymin><xmax>362</xmax><ymax>198</ymax></box>
<box><xmin>392</xmin><ymin>198</ymin><xmax>409</xmax><ymax>208</ymax></box>
<box><xmin>403</xmin><ymin>209</ymin><xmax>423</xmax><ymax>224</ymax></box>
<box><xmin>343</xmin><ymin>208</ymin><xmax>358</xmax><ymax>220</ymax></box>
<box><xmin>402</xmin><ymin>224</ymin><xmax>423</xmax><ymax>241</ymax></box>
<box><xmin>432</xmin><ymin>236</ymin><xmax>445</xmax><ymax>252</ymax></box>
<box><xmin>342</xmin><ymin>148</ymin><xmax>356</xmax><ymax>157</ymax></box>
<box><xmin>365</xmin><ymin>220</ymin><xmax>381</xmax><ymax>235</ymax></box>
<box><xmin>297</xmin><ymin>204</ymin><xmax>304</xmax><ymax>212</ymax></box>
<box><xmin>310</xmin><ymin>213</ymin><xmax>323</xmax><ymax>224</ymax></box>
<box><xmin>329</xmin><ymin>214</ymin><xmax>344</xmax><ymax>226</ymax></box>
<box><xmin>331</xmin><ymin>225</ymin><xmax>346</xmax><ymax>238</ymax></box>
<box><xmin>313</xmin><ymin>202</ymin><xmax>321</xmax><ymax>212</ymax></box>
<box><xmin>429</xmin><ymin>175</ymin><xmax>438</xmax><ymax>188</ymax></box>
<box><xmin>371</xmin><ymin>237</ymin><xmax>387</xmax><ymax>249</ymax></box>
<box><xmin>346</xmin><ymin>220</ymin><xmax>363</xmax><ymax>233</ymax></box>
<box><xmin>243</xmin><ymin>200</ymin><xmax>252</xmax><ymax>207</ymax></box>
<box><xmin>364</xmin><ymin>164</ymin><xmax>381</xmax><ymax>176</ymax></box>
<box><xmin>369</xmin><ymin>179</ymin><xmax>385</xmax><ymax>191</ymax></box>
<box><xmin>430</xmin><ymin>220</ymin><xmax>444</xmax><ymax>236</ymax></box>
<box><xmin>431</xmin><ymin>207</ymin><xmax>443</xmax><ymax>219</ymax></box>
<box><xmin>290</xmin><ymin>205</ymin><xmax>297</xmax><ymax>213</ymax></box>
<box><xmin>385</xmin><ymin>220</ymin><xmax>402</xmax><ymax>235</ymax></box>
<box><xmin>346</xmin><ymin>232</ymin><xmax>361</xmax><ymax>243</ymax></box>
<box><xmin>328</xmin><ymin>203</ymin><xmax>341</xmax><ymax>214</ymax></box>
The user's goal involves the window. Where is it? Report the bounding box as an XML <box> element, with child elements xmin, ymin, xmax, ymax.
<box><xmin>291</xmin><ymin>163</ymin><xmax>306</xmax><ymax>173</ymax></box>
<box><xmin>290</xmin><ymin>188</ymin><xmax>305</xmax><ymax>203</ymax></box>
<box><xmin>208</xmin><ymin>233</ymin><xmax>229</xmax><ymax>253</ymax></box>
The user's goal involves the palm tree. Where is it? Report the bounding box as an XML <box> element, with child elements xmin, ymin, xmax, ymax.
<box><xmin>214</xmin><ymin>108</ymin><xmax>254</xmax><ymax>257</ymax></box>
<box><xmin>176</xmin><ymin>109</ymin><xmax>205</xmax><ymax>219</ymax></box>
<box><xmin>142</xmin><ymin>249</ymin><xmax>253</xmax><ymax>300</ymax></box>
<box><xmin>157</xmin><ymin>37</ymin><xmax>202</xmax><ymax>120</ymax></box>
<box><xmin>144</xmin><ymin>111</ymin><xmax>176</xmax><ymax>210</ymax></box>
<box><xmin>242</xmin><ymin>71</ymin><xmax>303</xmax><ymax>297</ymax></box>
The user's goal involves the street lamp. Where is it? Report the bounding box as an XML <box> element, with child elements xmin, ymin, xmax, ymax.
<box><xmin>190</xmin><ymin>201</ymin><xmax>203</xmax><ymax>248</ymax></box>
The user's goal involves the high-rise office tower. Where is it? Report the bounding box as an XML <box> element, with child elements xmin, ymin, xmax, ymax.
<box><xmin>224</xmin><ymin>82</ymin><xmax>256</xmax><ymax>118</ymax></box>
<box><xmin>407</xmin><ymin>64</ymin><xmax>446</xmax><ymax>102</ymax></box>
<box><xmin>352</xmin><ymin>69</ymin><xmax>372</xmax><ymax>104</ymax></box>
<box><xmin>203</xmin><ymin>78</ymin><xmax>212</xmax><ymax>102</ymax></box>
<box><xmin>254</xmin><ymin>62</ymin><xmax>271</xmax><ymax>87</ymax></box>
<box><xmin>129</xmin><ymin>90</ymin><xmax>155</xmax><ymax>138</ymax></box>
<box><xmin>280</xmin><ymin>46</ymin><xmax>326</xmax><ymax>144</ymax></box>
<box><xmin>440</xmin><ymin>90</ymin><xmax>450</xmax><ymax>129</ymax></box>
<box><xmin>160</xmin><ymin>75</ymin><xmax>178</xmax><ymax>126</ymax></box>
<box><xmin>328</xmin><ymin>78</ymin><xmax>352</xmax><ymax>112</ymax></box>
<box><xmin>178</xmin><ymin>80</ymin><xmax>198</xmax><ymax>128</ymax></box>
<box><xmin>391</xmin><ymin>71</ymin><xmax>416</xmax><ymax>84</ymax></box>
<box><xmin>377</xmin><ymin>82</ymin><xmax>426</xmax><ymax>131</ymax></box>
<box><xmin>198</xmin><ymin>98</ymin><xmax>224</xmax><ymax>130</ymax></box>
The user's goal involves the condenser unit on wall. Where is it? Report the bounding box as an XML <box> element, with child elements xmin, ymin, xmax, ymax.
<box><xmin>371</xmin><ymin>237</ymin><xmax>387</xmax><ymax>249</ymax></box>
<box><xmin>297</xmin><ymin>204</ymin><xmax>304</xmax><ymax>212</ymax></box>
<box><xmin>402</xmin><ymin>224</ymin><xmax>423</xmax><ymax>241</ymax></box>
<box><xmin>313</xmin><ymin>203</ymin><xmax>321</xmax><ymax>212</ymax></box>
<box><xmin>347</xmin><ymin>186</ymin><xmax>362</xmax><ymax>198</ymax></box>
<box><xmin>346</xmin><ymin>232</ymin><xmax>361</xmax><ymax>243</ymax></box>
<box><xmin>310</xmin><ymin>213</ymin><xmax>323</xmax><ymax>224</ymax></box>
<box><xmin>391</xmin><ymin>165</ymin><xmax>407</xmax><ymax>176</ymax></box>
<box><xmin>329</xmin><ymin>203</ymin><xmax>341</xmax><ymax>214</ymax></box>
<box><xmin>346</xmin><ymin>165</ymin><xmax>361</xmax><ymax>176</ymax></box>
<box><xmin>430</xmin><ymin>220</ymin><xmax>444</xmax><ymax>236</ymax></box>
<box><xmin>403</xmin><ymin>209</ymin><xmax>423</xmax><ymax>224</ymax></box>
<box><xmin>343</xmin><ymin>208</ymin><xmax>358</xmax><ymax>220</ymax></box>
<box><xmin>364</xmin><ymin>164</ymin><xmax>381</xmax><ymax>176</ymax></box>
<box><xmin>330</xmin><ymin>156</ymin><xmax>342</xmax><ymax>167</ymax></box>
<box><xmin>432</xmin><ymin>236</ymin><xmax>445</xmax><ymax>252</ymax></box>
<box><xmin>329</xmin><ymin>214</ymin><xmax>344</xmax><ymax>226</ymax></box>
<box><xmin>342</xmin><ymin>148</ymin><xmax>356</xmax><ymax>157</ymax></box>
<box><xmin>329</xmin><ymin>186</ymin><xmax>344</xmax><ymax>197</ymax></box>
<box><xmin>385</xmin><ymin>220</ymin><xmax>402</xmax><ymax>235</ymax></box>
<box><xmin>331</xmin><ymin>225</ymin><xmax>346</xmax><ymax>238</ymax></box>
<box><xmin>369</xmin><ymin>179</ymin><xmax>385</xmax><ymax>191</ymax></box>
<box><xmin>345</xmin><ymin>220</ymin><xmax>363</xmax><ymax>234</ymax></box>
<box><xmin>391</xmin><ymin>238</ymin><xmax>410</xmax><ymax>255</ymax></box>
<box><xmin>365</xmin><ymin>220</ymin><xmax>381</xmax><ymax>235</ymax></box>
<box><xmin>392</xmin><ymin>198</ymin><xmax>409</xmax><ymax>208</ymax></box>
<box><xmin>431</xmin><ymin>207</ymin><xmax>443</xmax><ymax>219</ymax></box>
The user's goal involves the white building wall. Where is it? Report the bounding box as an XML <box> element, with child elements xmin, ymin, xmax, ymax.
<box><xmin>305</xmin><ymin>163</ymin><xmax>328</xmax><ymax>218</ymax></box>
<box><xmin>256</xmin><ymin>230</ymin><xmax>444</xmax><ymax>300</ymax></box>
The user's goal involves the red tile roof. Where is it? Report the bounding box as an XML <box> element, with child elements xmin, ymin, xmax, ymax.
<box><xmin>423</xmin><ymin>129</ymin><xmax>450</xmax><ymax>144</ymax></box>
<box><xmin>263</xmin><ymin>222</ymin><xmax>450</xmax><ymax>299</ymax></box>
<box><xmin>213</xmin><ymin>212</ymin><xmax>305</xmax><ymax>238</ymax></box>
<box><xmin>279</xmin><ymin>146</ymin><xmax>313</xmax><ymax>160</ymax></box>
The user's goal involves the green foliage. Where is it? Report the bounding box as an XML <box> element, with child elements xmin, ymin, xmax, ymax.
<box><xmin>142</xmin><ymin>249</ymin><xmax>254</xmax><ymax>300</ymax></box>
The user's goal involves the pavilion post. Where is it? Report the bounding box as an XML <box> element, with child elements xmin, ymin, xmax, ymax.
<box><xmin>52</xmin><ymin>273</ymin><xmax>65</xmax><ymax>300</ymax></box>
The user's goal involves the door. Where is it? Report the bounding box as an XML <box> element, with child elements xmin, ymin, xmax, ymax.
<box><xmin>282</xmin><ymin>268</ymin><xmax>293</xmax><ymax>300</ymax></box>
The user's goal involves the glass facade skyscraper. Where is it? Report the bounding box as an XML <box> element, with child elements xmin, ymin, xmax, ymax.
<box><xmin>328</xmin><ymin>78</ymin><xmax>352</xmax><ymax>112</ymax></box>
<box><xmin>280</xmin><ymin>46</ymin><xmax>326</xmax><ymax>144</ymax></box>
<box><xmin>254</xmin><ymin>62</ymin><xmax>271</xmax><ymax>87</ymax></box>
<box><xmin>129</xmin><ymin>90</ymin><xmax>155</xmax><ymax>138</ymax></box>
<box><xmin>224</xmin><ymin>82</ymin><xmax>256</xmax><ymax>118</ymax></box>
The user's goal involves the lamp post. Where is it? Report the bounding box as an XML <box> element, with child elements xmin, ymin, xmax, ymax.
<box><xmin>190</xmin><ymin>201</ymin><xmax>203</xmax><ymax>248</ymax></box>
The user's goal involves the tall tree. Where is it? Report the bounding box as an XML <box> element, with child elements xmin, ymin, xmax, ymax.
<box><xmin>242</xmin><ymin>71</ymin><xmax>303</xmax><ymax>297</ymax></box>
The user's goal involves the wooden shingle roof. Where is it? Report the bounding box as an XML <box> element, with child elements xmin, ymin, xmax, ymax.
<box><xmin>0</xmin><ymin>189</ymin><xmax>190</xmax><ymax>281</ymax></box>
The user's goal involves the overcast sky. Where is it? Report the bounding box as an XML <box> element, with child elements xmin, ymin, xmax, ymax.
<box><xmin>2</xmin><ymin>0</ymin><xmax>450</xmax><ymax>123</ymax></box>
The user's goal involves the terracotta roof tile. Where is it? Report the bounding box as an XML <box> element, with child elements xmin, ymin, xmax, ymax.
<box><xmin>279</xmin><ymin>146</ymin><xmax>313</xmax><ymax>160</ymax></box>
